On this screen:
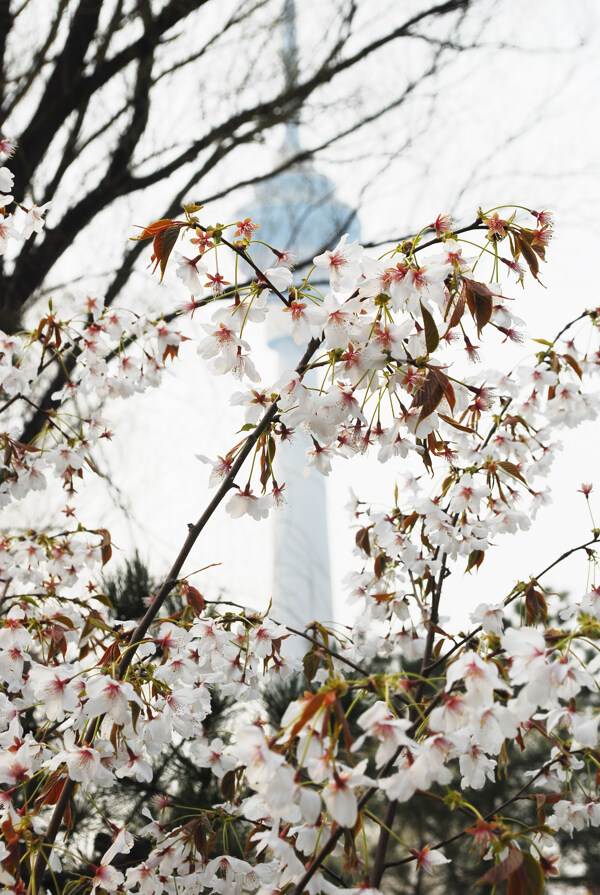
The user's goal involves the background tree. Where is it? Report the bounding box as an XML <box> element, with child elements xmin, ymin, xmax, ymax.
<box><xmin>0</xmin><ymin>0</ymin><xmax>481</xmax><ymax>327</ymax></box>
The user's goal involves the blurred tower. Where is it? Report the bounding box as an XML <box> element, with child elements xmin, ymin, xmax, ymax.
<box><xmin>244</xmin><ymin>0</ymin><xmax>361</xmax><ymax>632</ymax></box>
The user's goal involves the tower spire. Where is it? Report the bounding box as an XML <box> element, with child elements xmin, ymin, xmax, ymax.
<box><xmin>281</xmin><ymin>0</ymin><xmax>300</xmax><ymax>153</ymax></box>
<box><xmin>235</xmin><ymin>1</ymin><xmax>361</xmax><ymax>641</ymax></box>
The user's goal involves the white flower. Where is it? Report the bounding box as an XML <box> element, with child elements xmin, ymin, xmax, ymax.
<box><xmin>411</xmin><ymin>845</ymin><xmax>451</xmax><ymax>875</ymax></box>
<box><xmin>322</xmin><ymin>760</ymin><xmax>371</xmax><ymax>827</ymax></box>
<box><xmin>27</xmin><ymin>663</ymin><xmax>80</xmax><ymax>722</ymax></box>
<box><xmin>196</xmin><ymin>452</ymin><xmax>234</xmax><ymax>486</ymax></box>
<box><xmin>313</xmin><ymin>233</ymin><xmax>363</xmax><ymax>291</ymax></box>
<box><xmin>459</xmin><ymin>744</ymin><xmax>496</xmax><ymax>789</ymax></box>
<box><xmin>175</xmin><ymin>253</ymin><xmax>207</xmax><ymax>295</ymax></box>
<box><xmin>226</xmin><ymin>487</ymin><xmax>270</xmax><ymax>520</ymax></box>
<box><xmin>471</xmin><ymin>602</ymin><xmax>505</xmax><ymax>636</ymax></box>
<box><xmin>91</xmin><ymin>863</ymin><xmax>124</xmax><ymax>894</ymax></box>
<box><xmin>303</xmin><ymin>441</ymin><xmax>336</xmax><ymax>477</ymax></box>
<box><xmin>282</xmin><ymin>299</ymin><xmax>312</xmax><ymax>344</ymax></box>
<box><xmin>0</xmin><ymin>216</ymin><xmax>20</xmax><ymax>253</ymax></box>
<box><xmin>264</xmin><ymin>266</ymin><xmax>293</xmax><ymax>292</ymax></box>
<box><xmin>21</xmin><ymin>201</ymin><xmax>51</xmax><ymax>238</ymax></box>
<box><xmin>0</xmin><ymin>166</ymin><xmax>14</xmax><ymax>193</ymax></box>
<box><xmin>353</xmin><ymin>702</ymin><xmax>414</xmax><ymax>767</ymax></box>
<box><xmin>84</xmin><ymin>676</ymin><xmax>142</xmax><ymax>725</ymax></box>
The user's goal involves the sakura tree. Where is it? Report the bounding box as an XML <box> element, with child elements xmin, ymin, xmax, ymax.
<box><xmin>1</xmin><ymin>134</ymin><xmax>600</xmax><ymax>895</ymax></box>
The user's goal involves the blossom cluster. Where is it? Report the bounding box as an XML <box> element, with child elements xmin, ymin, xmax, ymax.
<box><xmin>1</xmin><ymin>143</ymin><xmax>600</xmax><ymax>895</ymax></box>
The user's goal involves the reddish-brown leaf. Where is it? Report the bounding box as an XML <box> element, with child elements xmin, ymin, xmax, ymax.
<box><xmin>507</xmin><ymin>852</ymin><xmax>545</xmax><ymax>895</ymax></box>
<box><xmin>431</xmin><ymin>367</ymin><xmax>456</xmax><ymax>413</ymax></box>
<box><xmin>474</xmin><ymin>848</ymin><xmax>523</xmax><ymax>886</ymax></box>
<box><xmin>497</xmin><ymin>460</ymin><xmax>527</xmax><ymax>485</ymax></box>
<box><xmin>462</xmin><ymin>278</ymin><xmax>494</xmax><ymax>333</ymax></box>
<box><xmin>444</xmin><ymin>290</ymin><xmax>466</xmax><ymax>329</ymax></box>
<box><xmin>303</xmin><ymin>649</ymin><xmax>320</xmax><ymax>684</ymax></box>
<box><xmin>220</xmin><ymin>769</ymin><xmax>236</xmax><ymax>801</ymax></box>
<box><xmin>99</xmin><ymin>641</ymin><xmax>121</xmax><ymax>667</ymax></box>
<box><xmin>1</xmin><ymin>815</ymin><xmax>20</xmax><ymax>876</ymax></box>
<box><xmin>34</xmin><ymin>771</ymin><xmax>68</xmax><ymax>810</ymax></box>
<box><xmin>181</xmin><ymin>581</ymin><xmax>205</xmax><ymax>616</ymax></box>
<box><xmin>513</xmin><ymin>231</ymin><xmax>540</xmax><ymax>281</ymax></box>
<box><xmin>97</xmin><ymin>528</ymin><xmax>112</xmax><ymax>566</ymax></box>
<box><xmin>154</xmin><ymin>224</ymin><xmax>183</xmax><ymax>282</ymax></box>
<box><xmin>525</xmin><ymin>583</ymin><xmax>548</xmax><ymax>625</ymax></box>
<box><xmin>132</xmin><ymin>219</ymin><xmax>178</xmax><ymax>241</ymax></box>
<box><xmin>438</xmin><ymin>412</ymin><xmax>478</xmax><ymax>434</ymax></box>
<box><xmin>466</xmin><ymin>549</ymin><xmax>485</xmax><ymax>572</ymax></box>
<box><xmin>561</xmin><ymin>353</ymin><xmax>583</xmax><ymax>379</ymax></box>
<box><xmin>374</xmin><ymin>552</ymin><xmax>389</xmax><ymax>579</ymax></box>
<box><xmin>355</xmin><ymin>526</ymin><xmax>371</xmax><ymax>557</ymax></box>
<box><xmin>288</xmin><ymin>692</ymin><xmax>327</xmax><ymax>740</ymax></box>
<box><xmin>420</xmin><ymin>300</ymin><xmax>440</xmax><ymax>354</ymax></box>
<box><xmin>412</xmin><ymin>371</ymin><xmax>444</xmax><ymax>423</ymax></box>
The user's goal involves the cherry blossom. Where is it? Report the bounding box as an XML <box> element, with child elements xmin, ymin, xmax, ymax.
<box><xmin>1</xmin><ymin>159</ymin><xmax>600</xmax><ymax>894</ymax></box>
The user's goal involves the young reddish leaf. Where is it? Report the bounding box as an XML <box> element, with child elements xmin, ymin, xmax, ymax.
<box><xmin>303</xmin><ymin>649</ymin><xmax>320</xmax><ymax>684</ymax></box>
<box><xmin>438</xmin><ymin>412</ymin><xmax>479</xmax><ymax>435</ymax></box>
<box><xmin>355</xmin><ymin>526</ymin><xmax>371</xmax><ymax>557</ymax></box>
<box><xmin>524</xmin><ymin>583</ymin><xmax>548</xmax><ymax>625</ymax></box>
<box><xmin>474</xmin><ymin>848</ymin><xmax>523</xmax><ymax>886</ymax></box>
<box><xmin>154</xmin><ymin>224</ymin><xmax>183</xmax><ymax>283</ymax></box>
<box><xmin>420</xmin><ymin>300</ymin><xmax>440</xmax><ymax>354</ymax></box>
<box><xmin>507</xmin><ymin>852</ymin><xmax>545</xmax><ymax>895</ymax></box>
<box><xmin>432</xmin><ymin>367</ymin><xmax>456</xmax><ymax>412</ymax></box>
<box><xmin>497</xmin><ymin>460</ymin><xmax>527</xmax><ymax>484</ymax></box>
<box><xmin>462</xmin><ymin>277</ymin><xmax>494</xmax><ymax>334</ymax></box>
<box><xmin>132</xmin><ymin>219</ymin><xmax>185</xmax><ymax>281</ymax></box>
<box><xmin>288</xmin><ymin>691</ymin><xmax>327</xmax><ymax>740</ymax></box>
<box><xmin>374</xmin><ymin>552</ymin><xmax>389</xmax><ymax>579</ymax></box>
<box><xmin>180</xmin><ymin>581</ymin><xmax>205</xmax><ymax>616</ymax></box>
<box><xmin>132</xmin><ymin>218</ymin><xmax>178</xmax><ymax>241</ymax></box>
<box><xmin>1</xmin><ymin>815</ymin><xmax>20</xmax><ymax>876</ymax></box>
<box><xmin>513</xmin><ymin>231</ymin><xmax>540</xmax><ymax>281</ymax></box>
<box><xmin>34</xmin><ymin>771</ymin><xmax>68</xmax><ymax>810</ymax></box>
<box><xmin>47</xmin><ymin>624</ymin><xmax>68</xmax><ymax>661</ymax></box>
<box><xmin>561</xmin><ymin>353</ymin><xmax>583</xmax><ymax>379</ymax></box>
<box><xmin>411</xmin><ymin>371</ymin><xmax>445</xmax><ymax>423</ymax></box>
<box><xmin>466</xmin><ymin>549</ymin><xmax>485</xmax><ymax>572</ymax></box>
<box><xmin>444</xmin><ymin>290</ymin><xmax>465</xmax><ymax>329</ymax></box>
<box><xmin>96</xmin><ymin>528</ymin><xmax>112</xmax><ymax>566</ymax></box>
<box><xmin>99</xmin><ymin>641</ymin><xmax>121</xmax><ymax>667</ymax></box>
<box><xmin>221</xmin><ymin>769</ymin><xmax>236</xmax><ymax>801</ymax></box>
